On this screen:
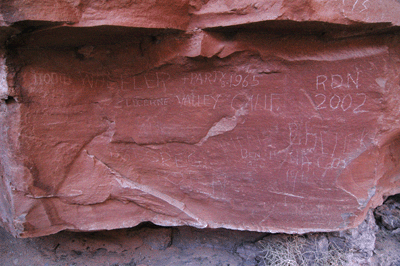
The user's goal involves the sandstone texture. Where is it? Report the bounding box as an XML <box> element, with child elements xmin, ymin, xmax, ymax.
<box><xmin>1</xmin><ymin>197</ymin><xmax>400</xmax><ymax>266</ymax></box>
<box><xmin>0</xmin><ymin>0</ymin><xmax>400</xmax><ymax>237</ymax></box>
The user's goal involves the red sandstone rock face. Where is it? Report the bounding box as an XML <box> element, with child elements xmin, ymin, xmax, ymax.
<box><xmin>0</xmin><ymin>1</ymin><xmax>400</xmax><ymax>237</ymax></box>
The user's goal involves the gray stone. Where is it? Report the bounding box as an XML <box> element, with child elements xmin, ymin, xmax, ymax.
<box><xmin>333</xmin><ymin>210</ymin><xmax>378</xmax><ymax>265</ymax></box>
<box><xmin>375</xmin><ymin>195</ymin><xmax>400</xmax><ymax>231</ymax></box>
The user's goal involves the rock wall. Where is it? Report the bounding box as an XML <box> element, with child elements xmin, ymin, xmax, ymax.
<box><xmin>0</xmin><ymin>0</ymin><xmax>400</xmax><ymax>237</ymax></box>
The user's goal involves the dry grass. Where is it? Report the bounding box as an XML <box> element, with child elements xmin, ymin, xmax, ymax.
<box><xmin>260</xmin><ymin>235</ymin><xmax>349</xmax><ymax>266</ymax></box>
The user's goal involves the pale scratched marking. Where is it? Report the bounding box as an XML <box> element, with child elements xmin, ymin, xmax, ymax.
<box><xmin>81</xmin><ymin>72</ymin><xmax>94</xmax><ymax>88</ymax></box>
<box><xmin>301</xmin><ymin>153</ymin><xmax>312</xmax><ymax>173</ymax></box>
<box><xmin>331</xmin><ymin>133</ymin><xmax>338</xmax><ymax>158</ymax></box>
<box><xmin>253</xmin><ymin>94</ymin><xmax>259</xmax><ymax>111</ymax></box>
<box><xmin>120</xmin><ymin>72</ymin><xmax>170</xmax><ymax>91</ymax></box>
<box><xmin>218</xmin><ymin>72</ymin><xmax>226</xmax><ymax>85</ymax></box>
<box><xmin>188</xmin><ymin>151</ymin><xmax>205</xmax><ymax>168</ymax></box>
<box><xmin>117</xmin><ymin>97</ymin><xmax>169</xmax><ymax>108</ymax></box>
<box><xmin>230</xmin><ymin>137</ymin><xmax>238</xmax><ymax>150</ymax></box>
<box><xmin>301</xmin><ymin>89</ymin><xmax>324</xmax><ymax>120</ymax></box>
<box><xmin>269</xmin><ymin>190</ymin><xmax>305</xmax><ymax>199</ymax></box>
<box><xmin>353</xmin><ymin>93</ymin><xmax>368</xmax><ymax>113</ymax></box>
<box><xmin>263</xmin><ymin>94</ymin><xmax>268</xmax><ymax>110</ymax></box>
<box><xmin>232</xmin><ymin>74</ymin><xmax>243</xmax><ymax>87</ymax></box>
<box><xmin>210</xmin><ymin>95</ymin><xmax>221</xmax><ymax>109</ymax></box>
<box><xmin>160</xmin><ymin>152</ymin><xmax>172</xmax><ymax>165</ymax></box>
<box><xmin>289</xmin><ymin>122</ymin><xmax>301</xmax><ymax>146</ymax></box>
<box><xmin>204</xmin><ymin>72</ymin><xmax>213</xmax><ymax>84</ymax></box>
<box><xmin>69</xmin><ymin>189</ymin><xmax>83</xmax><ymax>196</ymax></box>
<box><xmin>342</xmin><ymin>0</ymin><xmax>346</xmax><ymax>14</ymax></box>
<box><xmin>337</xmin><ymin>185</ymin><xmax>360</xmax><ymax>207</ymax></box>
<box><xmin>316</xmin><ymin>93</ymin><xmax>367</xmax><ymax>113</ymax></box>
<box><xmin>163</xmin><ymin>172</ymin><xmax>184</xmax><ymax>186</ymax></box>
<box><xmin>301</xmin><ymin>89</ymin><xmax>317</xmax><ymax>111</ymax></box>
<box><xmin>245</xmin><ymin>131</ymin><xmax>251</xmax><ymax>145</ymax></box>
<box><xmin>347</xmin><ymin>71</ymin><xmax>360</xmax><ymax>89</ymax></box>
<box><xmin>316</xmin><ymin>75</ymin><xmax>327</xmax><ymax>90</ymax></box>
<box><xmin>286</xmin><ymin>169</ymin><xmax>299</xmax><ymax>193</ymax></box>
<box><xmin>360</xmin><ymin>0</ymin><xmax>369</xmax><ymax>12</ymax></box>
<box><xmin>174</xmin><ymin>153</ymin><xmax>185</xmax><ymax>168</ymax></box>
<box><xmin>235</xmin><ymin>93</ymin><xmax>282</xmax><ymax>113</ymax></box>
<box><xmin>341</xmin><ymin>94</ymin><xmax>353</xmax><ymax>111</ymax></box>
<box><xmin>217</xmin><ymin>141</ymin><xmax>227</xmax><ymax>153</ymax></box>
<box><xmin>343</xmin><ymin>133</ymin><xmax>354</xmax><ymax>153</ymax></box>
<box><xmin>315</xmin><ymin>94</ymin><xmax>327</xmax><ymax>110</ymax></box>
<box><xmin>256</xmin><ymin>134</ymin><xmax>262</xmax><ymax>145</ymax></box>
<box><xmin>270</xmin><ymin>94</ymin><xmax>281</xmax><ymax>112</ymax></box>
<box><xmin>330</xmin><ymin>94</ymin><xmax>341</xmax><ymax>109</ymax></box>
<box><xmin>316</xmin><ymin>71</ymin><xmax>360</xmax><ymax>91</ymax></box>
<box><xmin>176</xmin><ymin>94</ymin><xmax>221</xmax><ymax>109</ymax></box>
<box><xmin>33</xmin><ymin>72</ymin><xmax>72</xmax><ymax>86</ymax></box>
<box><xmin>331</xmin><ymin>74</ymin><xmax>343</xmax><ymax>89</ymax></box>
<box><xmin>359</xmin><ymin>128</ymin><xmax>368</xmax><ymax>149</ymax></box>
<box><xmin>352</xmin><ymin>0</ymin><xmax>359</xmax><ymax>11</ymax></box>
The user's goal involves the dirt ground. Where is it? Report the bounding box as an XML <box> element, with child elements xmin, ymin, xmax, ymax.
<box><xmin>0</xmin><ymin>223</ymin><xmax>398</xmax><ymax>266</ymax></box>
<box><xmin>0</xmin><ymin>223</ymin><xmax>267</xmax><ymax>266</ymax></box>
<box><xmin>1</xmin><ymin>195</ymin><xmax>400</xmax><ymax>266</ymax></box>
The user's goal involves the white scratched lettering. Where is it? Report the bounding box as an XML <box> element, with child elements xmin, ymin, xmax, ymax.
<box><xmin>33</xmin><ymin>72</ymin><xmax>72</xmax><ymax>86</ymax></box>
<box><xmin>181</xmin><ymin>71</ymin><xmax>260</xmax><ymax>88</ymax></box>
<box><xmin>116</xmin><ymin>97</ymin><xmax>169</xmax><ymax>108</ymax></box>
<box><xmin>120</xmin><ymin>72</ymin><xmax>170</xmax><ymax>91</ymax></box>
<box><xmin>175</xmin><ymin>94</ymin><xmax>221</xmax><ymax>109</ymax></box>
<box><xmin>316</xmin><ymin>71</ymin><xmax>360</xmax><ymax>91</ymax></box>
<box><xmin>331</xmin><ymin>75</ymin><xmax>343</xmax><ymax>89</ymax></box>
<box><xmin>313</xmin><ymin>93</ymin><xmax>368</xmax><ymax>114</ymax></box>
<box><xmin>343</xmin><ymin>0</ymin><xmax>370</xmax><ymax>13</ymax></box>
<box><xmin>289</xmin><ymin>123</ymin><xmax>301</xmax><ymax>146</ymax></box>
<box><xmin>353</xmin><ymin>93</ymin><xmax>368</xmax><ymax>113</ymax></box>
<box><xmin>316</xmin><ymin>75</ymin><xmax>327</xmax><ymax>90</ymax></box>
<box><xmin>232</xmin><ymin>93</ymin><xmax>282</xmax><ymax>113</ymax></box>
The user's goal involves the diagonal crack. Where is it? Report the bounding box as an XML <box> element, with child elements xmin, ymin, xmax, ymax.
<box><xmin>53</xmin><ymin>126</ymin><xmax>110</xmax><ymax>195</ymax></box>
<box><xmin>85</xmin><ymin>151</ymin><xmax>207</xmax><ymax>227</ymax></box>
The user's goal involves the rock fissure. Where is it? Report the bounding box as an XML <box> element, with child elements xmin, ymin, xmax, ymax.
<box><xmin>84</xmin><ymin>150</ymin><xmax>207</xmax><ymax>227</ymax></box>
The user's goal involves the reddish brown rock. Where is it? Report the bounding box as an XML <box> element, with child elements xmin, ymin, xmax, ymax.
<box><xmin>1</xmin><ymin>0</ymin><xmax>400</xmax><ymax>31</ymax></box>
<box><xmin>0</xmin><ymin>0</ymin><xmax>189</xmax><ymax>29</ymax></box>
<box><xmin>189</xmin><ymin>0</ymin><xmax>400</xmax><ymax>29</ymax></box>
<box><xmin>0</xmin><ymin>1</ymin><xmax>400</xmax><ymax>237</ymax></box>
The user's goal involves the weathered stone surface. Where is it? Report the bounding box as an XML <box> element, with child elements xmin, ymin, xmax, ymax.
<box><xmin>0</xmin><ymin>1</ymin><xmax>400</xmax><ymax>237</ymax></box>
<box><xmin>2</xmin><ymin>0</ymin><xmax>400</xmax><ymax>30</ymax></box>
<box><xmin>189</xmin><ymin>0</ymin><xmax>400</xmax><ymax>29</ymax></box>
<box><xmin>0</xmin><ymin>0</ymin><xmax>189</xmax><ymax>29</ymax></box>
